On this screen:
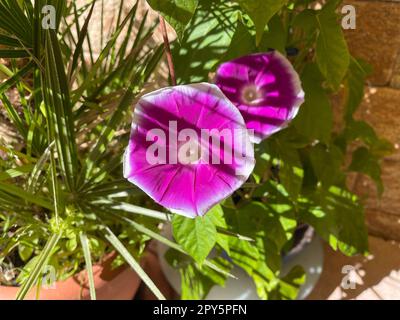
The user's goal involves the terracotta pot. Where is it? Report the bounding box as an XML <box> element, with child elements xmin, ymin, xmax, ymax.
<box><xmin>138</xmin><ymin>246</ymin><xmax>177</xmax><ymax>300</ymax></box>
<box><xmin>0</xmin><ymin>253</ymin><xmax>140</xmax><ymax>300</ymax></box>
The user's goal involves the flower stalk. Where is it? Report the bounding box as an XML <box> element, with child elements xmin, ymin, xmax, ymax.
<box><xmin>159</xmin><ymin>15</ymin><xmax>176</xmax><ymax>86</ymax></box>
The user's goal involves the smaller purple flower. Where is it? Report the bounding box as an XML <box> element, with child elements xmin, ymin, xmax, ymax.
<box><xmin>123</xmin><ymin>83</ymin><xmax>255</xmax><ymax>218</ymax></box>
<box><xmin>215</xmin><ymin>51</ymin><xmax>305</xmax><ymax>144</ymax></box>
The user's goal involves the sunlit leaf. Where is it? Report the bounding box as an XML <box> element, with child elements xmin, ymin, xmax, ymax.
<box><xmin>147</xmin><ymin>0</ymin><xmax>198</xmax><ymax>40</ymax></box>
<box><xmin>172</xmin><ymin>214</ymin><xmax>217</xmax><ymax>264</ymax></box>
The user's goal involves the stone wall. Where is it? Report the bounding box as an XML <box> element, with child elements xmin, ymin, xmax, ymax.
<box><xmin>343</xmin><ymin>0</ymin><xmax>400</xmax><ymax>240</ymax></box>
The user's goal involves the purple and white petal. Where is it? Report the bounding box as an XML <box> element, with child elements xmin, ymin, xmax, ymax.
<box><xmin>215</xmin><ymin>51</ymin><xmax>305</xmax><ymax>144</ymax></box>
<box><xmin>123</xmin><ymin>83</ymin><xmax>255</xmax><ymax>218</ymax></box>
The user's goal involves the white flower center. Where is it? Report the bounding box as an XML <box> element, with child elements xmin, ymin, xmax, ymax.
<box><xmin>241</xmin><ymin>85</ymin><xmax>263</xmax><ymax>105</ymax></box>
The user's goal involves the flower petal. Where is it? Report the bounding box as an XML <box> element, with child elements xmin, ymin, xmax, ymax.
<box><xmin>216</xmin><ymin>51</ymin><xmax>305</xmax><ymax>144</ymax></box>
<box><xmin>123</xmin><ymin>83</ymin><xmax>255</xmax><ymax>218</ymax></box>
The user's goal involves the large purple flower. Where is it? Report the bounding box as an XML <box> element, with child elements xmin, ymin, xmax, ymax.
<box><xmin>123</xmin><ymin>83</ymin><xmax>255</xmax><ymax>218</ymax></box>
<box><xmin>215</xmin><ymin>51</ymin><xmax>305</xmax><ymax>144</ymax></box>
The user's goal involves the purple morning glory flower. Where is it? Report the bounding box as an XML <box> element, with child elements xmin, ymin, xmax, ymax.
<box><xmin>123</xmin><ymin>83</ymin><xmax>255</xmax><ymax>218</ymax></box>
<box><xmin>215</xmin><ymin>51</ymin><xmax>305</xmax><ymax>144</ymax></box>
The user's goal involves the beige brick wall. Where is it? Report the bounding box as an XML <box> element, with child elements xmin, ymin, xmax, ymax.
<box><xmin>343</xmin><ymin>0</ymin><xmax>400</xmax><ymax>240</ymax></box>
<box><xmin>344</xmin><ymin>1</ymin><xmax>400</xmax><ymax>85</ymax></box>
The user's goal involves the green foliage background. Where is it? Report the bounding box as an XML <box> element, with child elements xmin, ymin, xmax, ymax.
<box><xmin>148</xmin><ymin>0</ymin><xmax>393</xmax><ymax>299</ymax></box>
<box><xmin>0</xmin><ymin>0</ymin><xmax>393</xmax><ymax>300</ymax></box>
<box><xmin>0</xmin><ymin>0</ymin><xmax>167</xmax><ymax>300</ymax></box>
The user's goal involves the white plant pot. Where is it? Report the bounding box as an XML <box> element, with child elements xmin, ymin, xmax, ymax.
<box><xmin>157</xmin><ymin>226</ymin><xmax>324</xmax><ymax>300</ymax></box>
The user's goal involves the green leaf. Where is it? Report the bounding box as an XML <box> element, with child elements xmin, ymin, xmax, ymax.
<box><xmin>172</xmin><ymin>1</ymin><xmax>240</xmax><ymax>83</ymax></box>
<box><xmin>0</xmin><ymin>92</ymin><xmax>27</xmax><ymax>136</ymax></box>
<box><xmin>225</xmin><ymin>201</ymin><xmax>301</xmax><ymax>300</ymax></box>
<box><xmin>219</xmin><ymin>17</ymin><xmax>256</xmax><ymax>64</ymax></box>
<box><xmin>315</xmin><ymin>1</ymin><xmax>350</xmax><ymax>89</ymax></box>
<box><xmin>179</xmin><ymin>261</ymin><xmax>215</xmax><ymax>299</ymax></box>
<box><xmin>71</xmin><ymin>5</ymin><xmax>137</xmax><ymax>105</ymax></box>
<box><xmin>236</xmin><ymin>0</ymin><xmax>287</xmax><ymax>45</ymax></box>
<box><xmin>226</xmin><ymin>199</ymin><xmax>296</xmax><ymax>275</ymax></box>
<box><xmin>343</xmin><ymin>120</ymin><xmax>379</xmax><ymax>145</ymax></box>
<box><xmin>65</xmin><ymin>230</ymin><xmax>78</xmax><ymax>252</ymax></box>
<box><xmin>227</xmin><ymin>236</ymin><xmax>261</xmax><ymax>277</ymax></box>
<box><xmin>299</xmin><ymin>186</ymin><xmax>368</xmax><ymax>256</ymax></box>
<box><xmin>103</xmin><ymin>227</ymin><xmax>166</xmax><ymax>300</ymax></box>
<box><xmin>16</xmin><ymin>233</ymin><xmax>61</xmax><ymax>300</ymax></box>
<box><xmin>79</xmin><ymin>232</ymin><xmax>96</xmax><ymax>300</ymax></box>
<box><xmin>79</xmin><ymin>45</ymin><xmax>163</xmax><ymax>184</ymax></box>
<box><xmin>0</xmin><ymin>60</ymin><xmax>35</xmax><ymax>95</ymax></box>
<box><xmin>111</xmin><ymin>212</ymin><xmax>235</xmax><ymax>279</ymax></box>
<box><xmin>344</xmin><ymin>58</ymin><xmax>372</xmax><ymax>121</ymax></box>
<box><xmin>309</xmin><ymin>143</ymin><xmax>344</xmax><ymax>188</ymax></box>
<box><xmin>344</xmin><ymin>120</ymin><xmax>394</xmax><ymax>158</ymax></box>
<box><xmin>259</xmin><ymin>14</ymin><xmax>287</xmax><ymax>54</ymax></box>
<box><xmin>279</xmin><ymin>265</ymin><xmax>306</xmax><ymax>300</ymax></box>
<box><xmin>98</xmin><ymin>200</ymin><xmax>168</xmax><ymax>221</ymax></box>
<box><xmin>27</xmin><ymin>141</ymin><xmax>55</xmax><ymax>193</ymax></box>
<box><xmin>165</xmin><ymin>249</ymin><xmax>231</xmax><ymax>300</ymax></box>
<box><xmin>292</xmin><ymin>9</ymin><xmax>317</xmax><ymax>36</ymax></box>
<box><xmin>198</xmin><ymin>257</ymin><xmax>231</xmax><ymax>287</ymax></box>
<box><xmin>42</xmin><ymin>30</ymin><xmax>78</xmax><ymax>192</ymax></box>
<box><xmin>147</xmin><ymin>0</ymin><xmax>198</xmax><ymax>40</ymax></box>
<box><xmin>0</xmin><ymin>49</ymin><xmax>30</xmax><ymax>58</ymax></box>
<box><xmin>293</xmin><ymin>63</ymin><xmax>333</xmax><ymax>144</ymax></box>
<box><xmin>0</xmin><ymin>181</ymin><xmax>53</xmax><ymax>210</ymax></box>
<box><xmin>0</xmin><ymin>0</ymin><xmax>32</xmax><ymax>46</ymax></box>
<box><xmin>0</xmin><ymin>34</ymin><xmax>23</xmax><ymax>47</ymax></box>
<box><xmin>15</xmin><ymin>256</ymin><xmax>40</xmax><ymax>285</ymax></box>
<box><xmin>266</xmin><ymin>138</ymin><xmax>304</xmax><ymax>199</ymax></box>
<box><xmin>172</xmin><ymin>214</ymin><xmax>217</xmax><ymax>264</ymax></box>
<box><xmin>349</xmin><ymin>147</ymin><xmax>383</xmax><ymax>195</ymax></box>
<box><xmin>0</xmin><ymin>164</ymin><xmax>34</xmax><ymax>181</ymax></box>
<box><xmin>18</xmin><ymin>243</ymin><xmax>34</xmax><ymax>262</ymax></box>
<box><xmin>68</xmin><ymin>0</ymin><xmax>96</xmax><ymax>79</ymax></box>
<box><xmin>207</xmin><ymin>205</ymin><xmax>230</xmax><ymax>255</ymax></box>
<box><xmin>180</xmin><ymin>264</ymin><xmax>212</xmax><ymax>299</ymax></box>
